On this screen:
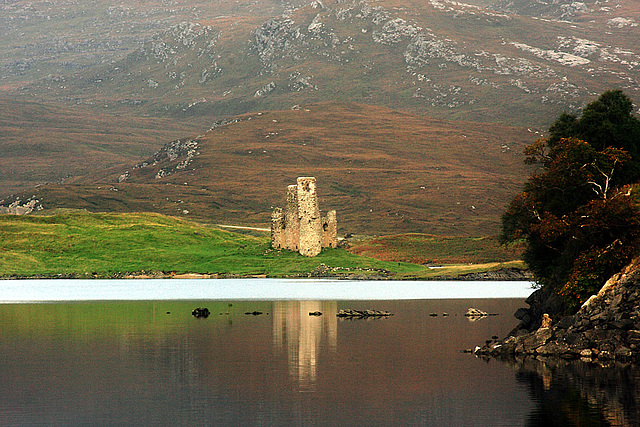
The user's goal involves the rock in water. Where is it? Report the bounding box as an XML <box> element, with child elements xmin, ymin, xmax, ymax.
<box><xmin>192</xmin><ymin>307</ymin><xmax>210</xmax><ymax>318</ymax></box>
<box><xmin>336</xmin><ymin>308</ymin><xmax>393</xmax><ymax>318</ymax></box>
<box><xmin>474</xmin><ymin>257</ymin><xmax>640</xmax><ymax>362</ymax></box>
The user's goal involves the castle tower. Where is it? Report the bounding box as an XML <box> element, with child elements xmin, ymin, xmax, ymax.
<box><xmin>321</xmin><ymin>210</ymin><xmax>338</xmax><ymax>249</ymax></box>
<box><xmin>296</xmin><ymin>177</ymin><xmax>322</xmax><ymax>257</ymax></box>
<box><xmin>284</xmin><ymin>185</ymin><xmax>300</xmax><ymax>251</ymax></box>
<box><xmin>270</xmin><ymin>207</ymin><xmax>285</xmax><ymax>249</ymax></box>
<box><xmin>271</xmin><ymin>177</ymin><xmax>337</xmax><ymax>257</ymax></box>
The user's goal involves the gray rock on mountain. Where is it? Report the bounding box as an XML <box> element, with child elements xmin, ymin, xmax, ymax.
<box><xmin>132</xmin><ymin>138</ymin><xmax>200</xmax><ymax>179</ymax></box>
<box><xmin>491</xmin><ymin>0</ymin><xmax>594</xmax><ymax>21</ymax></box>
<box><xmin>0</xmin><ymin>198</ymin><xmax>43</xmax><ymax>215</ymax></box>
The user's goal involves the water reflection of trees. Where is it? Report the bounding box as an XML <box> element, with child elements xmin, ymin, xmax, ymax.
<box><xmin>503</xmin><ymin>357</ymin><xmax>640</xmax><ymax>426</ymax></box>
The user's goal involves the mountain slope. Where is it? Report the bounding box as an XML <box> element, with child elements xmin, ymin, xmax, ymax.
<box><xmin>492</xmin><ymin>0</ymin><xmax>639</xmax><ymax>22</ymax></box>
<box><xmin>17</xmin><ymin>103</ymin><xmax>534</xmax><ymax>236</ymax></box>
<box><xmin>0</xmin><ymin>97</ymin><xmax>197</xmax><ymax>197</ymax></box>
<box><xmin>0</xmin><ymin>0</ymin><xmax>308</xmax><ymax>89</ymax></box>
<box><xmin>12</xmin><ymin>0</ymin><xmax>640</xmax><ymax>126</ymax></box>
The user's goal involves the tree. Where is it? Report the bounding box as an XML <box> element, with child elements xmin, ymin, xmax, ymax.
<box><xmin>577</xmin><ymin>90</ymin><xmax>640</xmax><ymax>153</ymax></box>
<box><xmin>547</xmin><ymin>112</ymin><xmax>577</xmax><ymax>147</ymax></box>
<box><xmin>502</xmin><ymin>91</ymin><xmax>640</xmax><ymax>311</ymax></box>
<box><xmin>548</xmin><ymin>89</ymin><xmax>640</xmax><ymax>181</ymax></box>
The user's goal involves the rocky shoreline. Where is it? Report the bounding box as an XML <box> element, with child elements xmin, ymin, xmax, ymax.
<box><xmin>476</xmin><ymin>257</ymin><xmax>640</xmax><ymax>363</ymax></box>
<box><xmin>0</xmin><ymin>267</ymin><xmax>533</xmax><ymax>281</ymax></box>
<box><xmin>445</xmin><ymin>267</ymin><xmax>534</xmax><ymax>281</ymax></box>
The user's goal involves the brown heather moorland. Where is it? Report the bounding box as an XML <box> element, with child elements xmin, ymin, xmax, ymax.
<box><xmin>22</xmin><ymin>102</ymin><xmax>534</xmax><ymax>237</ymax></box>
<box><xmin>0</xmin><ymin>98</ymin><xmax>199</xmax><ymax>197</ymax></box>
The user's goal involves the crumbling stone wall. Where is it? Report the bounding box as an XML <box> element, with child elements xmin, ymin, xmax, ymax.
<box><xmin>271</xmin><ymin>177</ymin><xmax>338</xmax><ymax>257</ymax></box>
<box><xmin>284</xmin><ymin>185</ymin><xmax>299</xmax><ymax>251</ymax></box>
<box><xmin>297</xmin><ymin>177</ymin><xmax>322</xmax><ymax>257</ymax></box>
<box><xmin>271</xmin><ymin>207</ymin><xmax>285</xmax><ymax>249</ymax></box>
<box><xmin>322</xmin><ymin>210</ymin><xmax>338</xmax><ymax>249</ymax></box>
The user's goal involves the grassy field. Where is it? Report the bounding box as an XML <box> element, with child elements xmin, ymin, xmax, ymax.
<box><xmin>0</xmin><ymin>210</ymin><xmax>525</xmax><ymax>279</ymax></box>
<box><xmin>347</xmin><ymin>234</ymin><xmax>524</xmax><ymax>265</ymax></box>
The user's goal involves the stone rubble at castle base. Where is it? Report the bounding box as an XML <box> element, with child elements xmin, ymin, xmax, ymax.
<box><xmin>271</xmin><ymin>177</ymin><xmax>337</xmax><ymax>257</ymax></box>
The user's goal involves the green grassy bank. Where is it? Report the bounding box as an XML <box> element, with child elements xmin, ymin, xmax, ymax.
<box><xmin>347</xmin><ymin>234</ymin><xmax>524</xmax><ymax>265</ymax></box>
<box><xmin>0</xmin><ymin>210</ymin><xmax>525</xmax><ymax>279</ymax></box>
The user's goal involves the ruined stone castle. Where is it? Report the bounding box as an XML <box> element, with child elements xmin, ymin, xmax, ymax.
<box><xmin>271</xmin><ymin>177</ymin><xmax>337</xmax><ymax>257</ymax></box>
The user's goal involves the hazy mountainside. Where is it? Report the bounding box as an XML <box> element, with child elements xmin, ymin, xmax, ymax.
<box><xmin>460</xmin><ymin>0</ymin><xmax>496</xmax><ymax>6</ymax></box>
<box><xmin>491</xmin><ymin>0</ymin><xmax>596</xmax><ymax>20</ymax></box>
<box><xmin>13</xmin><ymin>103</ymin><xmax>534</xmax><ymax>236</ymax></box>
<box><xmin>6</xmin><ymin>0</ymin><xmax>640</xmax><ymax>126</ymax></box>
<box><xmin>0</xmin><ymin>0</ymin><xmax>307</xmax><ymax>90</ymax></box>
<box><xmin>0</xmin><ymin>98</ymin><xmax>196</xmax><ymax>197</ymax></box>
<box><xmin>491</xmin><ymin>0</ymin><xmax>637</xmax><ymax>22</ymax></box>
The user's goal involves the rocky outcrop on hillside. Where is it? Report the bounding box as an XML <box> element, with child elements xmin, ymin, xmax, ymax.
<box><xmin>0</xmin><ymin>198</ymin><xmax>43</xmax><ymax>215</ymax></box>
<box><xmin>477</xmin><ymin>257</ymin><xmax>640</xmax><ymax>363</ymax></box>
<box><xmin>491</xmin><ymin>0</ymin><xmax>595</xmax><ymax>21</ymax></box>
<box><xmin>134</xmin><ymin>22</ymin><xmax>223</xmax><ymax>88</ymax></box>
<box><xmin>125</xmin><ymin>138</ymin><xmax>200</xmax><ymax>180</ymax></box>
<box><xmin>12</xmin><ymin>0</ymin><xmax>640</xmax><ymax>125</ymax></box>
<box><xmin>244</xmin><ymin>0</ymin><xmax>640</xmax><ymax>115</ymax></box>
<box><xmin>253</xmin><ymin>18</ymin><xmax>302</xmax><ymax>67</ymax></box>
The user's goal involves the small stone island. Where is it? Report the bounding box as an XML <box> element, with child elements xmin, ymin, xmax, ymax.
<box><xmin>271</xmin><ymin>177</ymin><xmax>337</xmax><ymax>257</ymax></box>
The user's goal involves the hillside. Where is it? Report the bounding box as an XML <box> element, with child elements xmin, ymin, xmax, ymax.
<box><xmin>0</xmin><ymin>98</ymin><xmax>199</xmax><ymax>197</ymax></box>
<box><xmin>348</xmin><ymin>234</ymin><xmax>524</xmax><ymax>265</ymax></box>
<box><xmin>5</xmin><ymin>0</ymin><xmax>639</xmax><ymax>126</ymax></box>
<box><xmin>6</xmin><ymin>103</ymin><xmax>534</xmax><ymax>236</ymax></box>
<box><xmin>0</xmin><ymin>0</ymin><xmax>306</xmax><ymax>89</ymax></box>
<box><xmin>0</xmin><ymin>210</ymin><xmax>523</xmax><ymax>278</ymax></box>
<box><xmin>3</xmin><ymin>0</ymin><xmax>637</xmax><ymax>239</ymax></box>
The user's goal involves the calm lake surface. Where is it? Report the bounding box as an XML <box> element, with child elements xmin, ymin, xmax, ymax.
<box><xmin>0</xmin><ymin>280</ymin><xmax>637</xmax><ymax>426</ymax></box>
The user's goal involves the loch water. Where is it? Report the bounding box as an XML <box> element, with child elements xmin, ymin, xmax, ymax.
<box><xmin>0</xmin><ymin>280</ymin><xmax>638</xmax><ymax>426</ymax></box>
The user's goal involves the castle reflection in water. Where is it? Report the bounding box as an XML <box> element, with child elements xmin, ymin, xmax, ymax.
<box><xmin>272</xmin><ymin>301</ymin><xmax>338</xmax><ymax>391</ymax></box>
